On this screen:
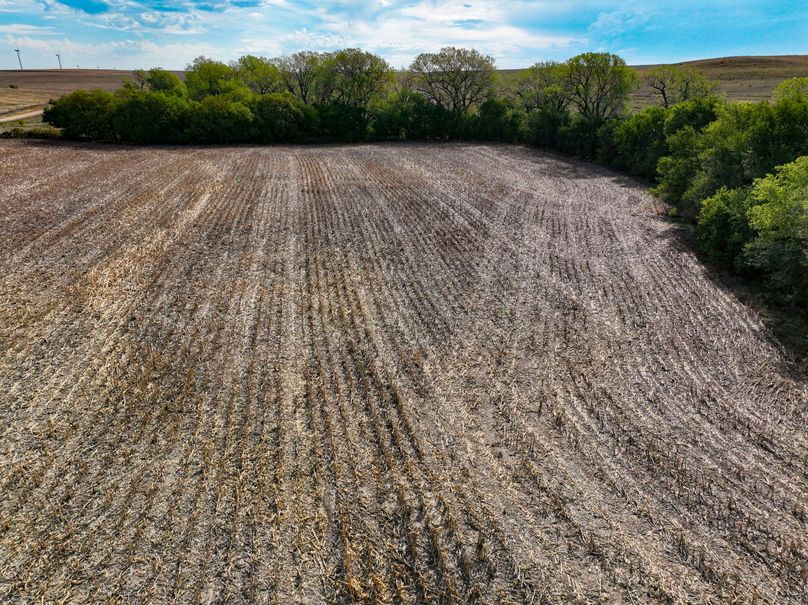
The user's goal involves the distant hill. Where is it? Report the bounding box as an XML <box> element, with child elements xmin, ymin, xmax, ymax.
<box><xmin>0</xmin><ymin>69</ymin><xmax>178</xmax><ymax>116</ymax></box>
<box><xmin>631</xmin><ymin>55</ymin><xmax>808</xmax><ymax>107</ymax></box>
<box><xmin>1</xmin><ymin>55</ymin><xmax>805</xmax><ymax>115</ymax></box>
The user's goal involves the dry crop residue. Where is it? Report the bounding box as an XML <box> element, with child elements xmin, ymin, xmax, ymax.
<box><xmin>0</xmin><ymin>140</ymin><xmax>806</xmax><ymax>604</ymax></box>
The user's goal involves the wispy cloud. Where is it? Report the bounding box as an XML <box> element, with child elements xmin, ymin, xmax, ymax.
<box><xmin>1</xmin><ymin>0</ymin><xmax>805</xmax><ymax>69</ymax></box>
<box><xmin>0</xmin><ymin>23</ymin><xmax>57</xmax><ymax>35</ymax></box>
<box><xmin>589</xmin><ymin>9</ymin><xmax>651</xmax><ymax>37</ymax></box>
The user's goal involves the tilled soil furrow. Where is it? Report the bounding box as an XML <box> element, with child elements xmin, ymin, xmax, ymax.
<box><xmin>2</xmin><ymin>140</ymin><xmax>806</xmax><ymax>605</ymax></box>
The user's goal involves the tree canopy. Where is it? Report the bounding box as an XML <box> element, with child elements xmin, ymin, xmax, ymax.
<box><xmin>565</xmin><ymin>52</ymin><xmax>636</xmax><ymax>120</ymax></box>
<box><xmin>409</xmin><ymin>47</ymin><xmax>496</xmax><ymax>114</ymax></box>
<box><xmin>645</xmin><ymin>65</ymin><xmax>716</xmax><ymax>108</ymax></box>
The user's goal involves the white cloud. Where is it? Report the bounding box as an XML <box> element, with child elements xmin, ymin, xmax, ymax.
<box><xmin>308</xmin><ymin>0</ymin><xmax>583</xmax><ymax>67</ymax></box>
<box><xmin>589</xmin><ymin>9</ymin><xmax>651</xmax><ymax>37</ymax></box>
<box><xmin>0</xmin><ymin>23</ymin><xmax>57</xmax><ymax>35</ymax></box>
<box><xmin>1</xmin><ymin>34</ymin><xmax>219</xmax><ymax>68</ymax></box>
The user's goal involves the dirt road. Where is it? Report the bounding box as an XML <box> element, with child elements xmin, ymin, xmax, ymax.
<box><xmin>0</xmin><ymin>108</ymin><xmax>43</xmax><ymax>123</ymax></box>
<box><xmin>0</xmin><ymin>140</ymin><xmax>805</xmax><ymax>604</ymax></box>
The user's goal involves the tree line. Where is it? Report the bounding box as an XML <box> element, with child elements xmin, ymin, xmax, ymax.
<box><xmin>41</xmin><ymin>48</ymin><xmax>808</xmax><ymax>311</ymax></box>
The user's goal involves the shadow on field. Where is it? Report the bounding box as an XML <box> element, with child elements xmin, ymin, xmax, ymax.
<box><xmin>656</xmin><ymin>218</ymin><xmax>808</xmax><ymax>377</ymax></box>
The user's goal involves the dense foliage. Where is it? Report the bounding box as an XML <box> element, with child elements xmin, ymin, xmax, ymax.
<box><xmin>42</xmin><ymin>53</ymin><xmax>808</xmax><ymax>312</ymax></box>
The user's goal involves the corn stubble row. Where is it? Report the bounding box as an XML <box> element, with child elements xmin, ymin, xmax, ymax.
<box><xmin>0</xmin><ymin>140</ymin><xmax>806</xmax><ymax>604</ymax></box>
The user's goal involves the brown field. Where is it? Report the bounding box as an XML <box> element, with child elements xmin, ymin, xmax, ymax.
<box><xmin>0</xmin><ymin>69</ymin><xmax>137</xmax><ymax>116</ymax></box>
<box><xmin>1</xmin><ymin>140</ymin><xmax>807</xmax><ymax>604</ymax></box>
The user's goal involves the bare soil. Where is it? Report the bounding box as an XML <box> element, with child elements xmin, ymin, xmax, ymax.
<box><xmin>0</xmin><ymin>140</ymin><xmax>806</xmax><ymax>604</ymax></box>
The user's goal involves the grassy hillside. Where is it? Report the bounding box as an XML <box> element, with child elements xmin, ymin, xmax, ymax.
<box><xmin>632</xmin><ymin>55</ymin><xmax>808</xmax><ymax>107</ymax></box>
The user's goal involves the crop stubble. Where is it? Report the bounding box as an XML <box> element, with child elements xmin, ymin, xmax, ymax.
<box><xmin>0</xmin><ymin>140</ymin><xmax>806</xmax><ymax>604</ymax></box>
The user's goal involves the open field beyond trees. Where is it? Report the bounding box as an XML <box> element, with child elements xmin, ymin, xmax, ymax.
<box><xmin>1</xmin><ymin>140</ymin><xmax>807</xmax><ymax>604</ymax></box>
<box><xmin>1</xmin><ymin>54</ymin><xmax>805</xmax><ymax>115</ymax></box>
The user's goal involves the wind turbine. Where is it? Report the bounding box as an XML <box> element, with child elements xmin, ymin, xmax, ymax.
<box><xmin>14</xmin><ymin>48</ymin><xmax>23</xmax><ymax>70</ymax></box>
<box><xmin>56</xmin><ymin>52</ymin><xmax>63</xmax><ymax>69</ymax></box>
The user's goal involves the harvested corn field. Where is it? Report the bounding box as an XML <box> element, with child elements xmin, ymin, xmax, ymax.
<box><xmin>0</xmin><ymin>140</ymin><xmax>806</xmax><ymax>604</ymax></box>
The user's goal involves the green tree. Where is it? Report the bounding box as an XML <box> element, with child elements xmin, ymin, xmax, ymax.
<box><xmin>250</xmin><ymin>92</ymin><xmax>314</xmax><ymax>142</ymax></box>
<box><xmin>686</xmin><ymin>93</ymin><xmax>808</xmax><ymax>206</ymax></box>
<box><xmin>472</xmin><ymin>97</ymin><xmax>526</xmax><ymax>142</ymax></box>
<box><xmin>185</xmin><ymin>56</ymin><xmax>243</xmax><ymax>101</ymax></box>
<box><xmin>512</xmin><ymin>61</ymin><xmax>572</xmax><ymax>113</ymax></box>
<box><xmin>42</xmin><ymin>89</ymin><xmax>116</xmax><ymax>140</ymax></box>
<box><xmin>772</xmin><ymin>77</ymin><xmax>808</xmax><ymax>103</ymax></box>
<box><xmin>372</xmin><ymin>89</ymin><xmax>450</xmax><ymax>140</ymax></box>
<box><xmin>409</xmin><ymin>47</ymin><xmax>496</xmax><ymax>115</ymax></box>
<box><xmin>145</xmin><ymin>69</ymin><xmax>187</xmax><ymax>97</ymax></box>
<box><xmin>652</xmin><ymin>97</ymin><xmax>722</xmax><ymax>211</ymax></box>
<box><xmin>745</xmin><ymin>156</ymin><xmax>808</xmax><ymax>302</ymax></box>
<box><xmin>233</xmin><ymin>55</ymin><xmax>283</xmax><ymax>95</ymax></box>
<box><xmin>319</xmin><ymin>49</ymin><xmax>392</xmax><ymax>109</ymax></box>
<box><xmin>112</xmin><ymin>89</ymin><xmax>189</xmax><ymax>143</ymax></box>
<box><xmin>565</xmin><ymin>52</ymin><xmax>636</xmax><ymax>120</ymax></box>
<box><xmin>645</xmin><ymin>65</ymin><xmax>716</xmax><ymax>108</ymax></box>
<box><xmin>275</xmin><ymin>51</ymin><xmax>323</xmax><ymax>104</ymax></box>
<box><xmin>187</xmin><ymin>96</ymin><xmax>253</xmax><ymax>143</ymax></box>
<box><xmin>609</xmin><ymin>105</ymin><xmax>669</xmax><ymax>178</ymax></box>
<box><xmin>697</xmin><ymin>187</ymin><xmax>754</xmax><ymax>267</ymax></box>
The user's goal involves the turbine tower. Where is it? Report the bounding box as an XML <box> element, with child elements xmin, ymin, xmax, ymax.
<box><xmin>14</xmin><ymin>48</ymin><xmax>23</xmax><ymax>70</ymax></box>
<box><xmin>56</xmin><ymin>52</ymin><xmax>63</xmax><ymax>69</ymax></box>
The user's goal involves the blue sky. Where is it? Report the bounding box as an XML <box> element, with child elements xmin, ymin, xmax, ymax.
<box><xmin>0</xmin><ymin>0</ymin><xmax>806</xmax><ymax>70</ymax></box>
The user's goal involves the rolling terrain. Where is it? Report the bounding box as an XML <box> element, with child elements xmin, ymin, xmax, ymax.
<box><xmin>1</xmin><ymin>55</ymin><xmax>805</xmax><ymax>116</ymax></box>
<box><xmin>0</xmin><ymin>140</ymin><xmax>806</xmax><ymax>604</ymax></box>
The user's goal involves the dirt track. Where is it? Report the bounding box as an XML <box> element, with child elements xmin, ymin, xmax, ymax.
<box><xmin>0</xmin><ymin>109</ymin><xmax>43</xmax><ymax>123</ymax></box>
<box><xmin>0</xmin><ymin>140</ymin><xmax>806</xmax><ymax>604</ymax></box>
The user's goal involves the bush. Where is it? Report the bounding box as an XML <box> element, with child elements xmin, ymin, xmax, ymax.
<box><xmin>0</xmin><ymin>125</ymin><xmax>61</xmax><ymax>139</ymax></box>
<box><xmin>697</xmin><ymin>187</ymin><xmax>754</xmax><ymax>268</ymax></box>
<box><xmin>745</xmin><ymin>156</ymin><xmax>808</xmax><ymax>305</ymax></box>
<box><xmin>472</xmin><ymin>98</ymin><xmax>526</xmax><ymax>142</ymax></box>
<box><xmin>526</xmin><ymin>108</ymin><xmax>570</xmax><ymax>149</ymax></box>
<box><xmin>251</xmin><ymin>92</ymin><xmax>314</xmax><ymax>143</ymax></box>
<box><xmin>112</xmin><ymin>90</ymin><xmax>190</xmax><ymax>143</ymax></box>
<box><xmin>42</xmin><ymin>89</ymin><xmax>116</xmax><ymax>140</ymax></box>
<box><xmin>315</xmin><ymin>102</ymin><xmax>368</xmax><ymax>141</ymax></box>
<box><xmin>372</xmin><ymin>90</ymin><xmax>449</xmax><ymax>140</ymax></box>
<box><xmin>187</xmin><ymin>96</ymin><xmax>253</xmax><ymax>143</ymax></box>
<box><xmin>608</xmin><ymin>105</ymin><xmax>668</xmax><ymax>179</ymax></box>
<box><xmin>557</xmin><ymin>115</ymin><xmax>603</xmax><ymax>159</ymax></box>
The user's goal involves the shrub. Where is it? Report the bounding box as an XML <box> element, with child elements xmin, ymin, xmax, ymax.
<box><xmin>745</xmin><ymin>156</ymin><xmax>808</xmax><ymax>304</ymax></box>
<box><xmin>112</xmin><ymin>90</ymin><xmax>190</xmax><ymax>143</ymax></box>
<box><xmin>526</xmin><ymin>108</ymin><xmax>570</xmax><ymax>149</ymax></box>
<box><xmin>608</xmin><ymin>105</ymin><xmax>669</xmax><ymax>179</ymax></box>
<box><xmin>372</xmin><ymin>90</ymin><xmax>449</xmax><ymax>140</ymax></box>
<box><xmin>697</xmin><ymin>187</ymin><xmax>754</xmax><ymax>268</ymax></box>
<box><xmin>0</xmin><ymin>125</ymin><xmax>61</xmax><ymax>139</ymax></box>
<box><xmin>187</xmin><ymin>96</ymin><xmax>253</xmax><ymax>143</ymax></box>
<box><xmin>557</xmin><ymin>115</ymin><xmax>603</xmax><ymax>159</ymax></box>
<box><xmin>315</xmin><ymin>102</ymin><xmax>369</xmax><ymax>141</ymax></box>
<box><xmin>472</xmin><ymin>98</ymin><xmax>526</xmax><ymax>142</ymax></box>
<box><xmin>251</xmin><ymin>92</ymin><xmax>313</xmax><ymax>143</ymax></box>
<box><xmin>42</xmin><ymin>89</ymin><xmax>116</xmax><ymax>140</ymax></box>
